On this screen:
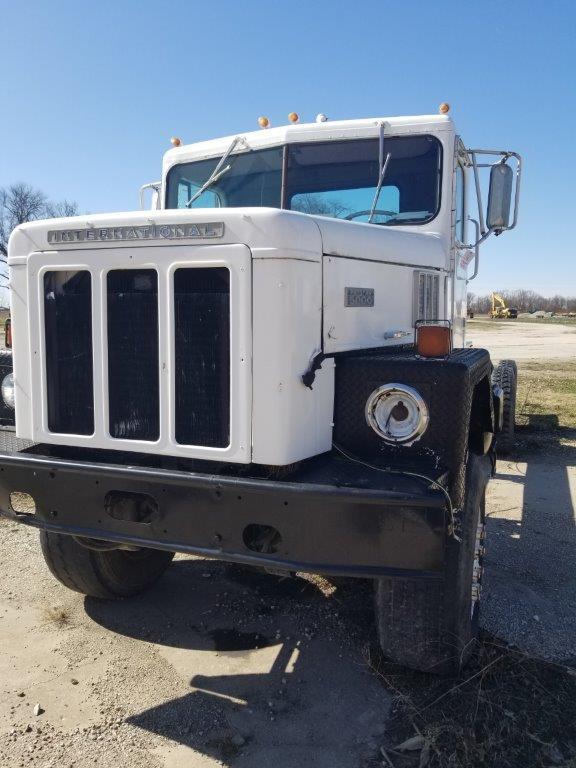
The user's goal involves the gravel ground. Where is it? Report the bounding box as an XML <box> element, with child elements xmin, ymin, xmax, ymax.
<box><xmin>2</xmin><ymin>452</ymin><xmax>575</xmax><ymax>767</ymax></box>
<box><xmin>0</xmin><ymin>523</ymin><xmax>390</xmax><ymax>768</ymax></box>
<box><xmin>467</xmin><ymin>318</ymin><xmax>576</xmax><ymax>361</ymax></box>
<box><xmin>483</xmin><ymin>456</ymin><xmax>576</xmax><ymax>662</ymax></box>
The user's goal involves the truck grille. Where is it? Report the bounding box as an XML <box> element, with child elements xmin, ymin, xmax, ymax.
<box><xmin>44</xmin><ymin>270</ymin><xmax>94</xmax><ymax>435</ymax></box>
<box><xmin>107</xmin><ymin>269</ymin><xmax>159</xmax><ymax>441</ymax></box>
<box><xmin>174</xmin><ymin>267</ymin><xmax>230</xmax><ymax>448</ymax></box>
<box><xmin>43</xmin><ymin>265</ymin><xmax>231</xmax><ymax>449</ymax></box>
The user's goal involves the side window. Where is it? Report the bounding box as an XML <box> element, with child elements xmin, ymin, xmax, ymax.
<box><xmin>455</xmin><ymin>163</ymin><xmax>466</xmax><ymax>243</ymax></box>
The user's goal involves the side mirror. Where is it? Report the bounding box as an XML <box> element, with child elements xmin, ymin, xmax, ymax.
<box><xmin>486</xmin><ymin>163</ymin><xmax>513</xmax><ymax>232</ymax></box>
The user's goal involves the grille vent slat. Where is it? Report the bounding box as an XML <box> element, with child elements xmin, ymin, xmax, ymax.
<box><xmin>107</xmin><ymin>269</ymin><xmax>160</xmax><ymax>441</ymax></box>
<box><xmin>413</xmin><ymin>270</ymin><xmax>440</xmax><ymax>323</ymax></box>
<box><xmin>44</xmin><ymin>270</ymin><xmax>94</xmax><ymax>435</ymax></box>
<box><xmin>174</xmin><ymin>267</ymin><xmax>231</xmax><ymax>448</ymax></box>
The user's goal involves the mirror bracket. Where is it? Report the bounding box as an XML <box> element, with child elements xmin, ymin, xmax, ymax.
<box><xmin>462</xmin><ymin>147</ymin><xmax>522</xmax><ymax>248</ymax></box>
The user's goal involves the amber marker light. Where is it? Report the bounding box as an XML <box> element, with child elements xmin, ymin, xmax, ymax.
<box><xmin>288</xmin><ymin>112</ymin><xmax>299</xmax><ymax>123</ymax></box>
<box><xmin>439</xmin><ymin>102</ymin><xmax>450</xmax><ymax>114</ymax></box>
<box><xmin>258</xmin><ymin>116</ymin><xmax>270</xmax><ymax>129</ymax></box>
<box><xmin>170</xmin><ymin>137</ymin><xmax>182</xmax><ymax>147</ymax></box>
<box><xmin>416</xmin><ymin>323</ymin><xmax>452</xmax><ymax>358</ymax></box>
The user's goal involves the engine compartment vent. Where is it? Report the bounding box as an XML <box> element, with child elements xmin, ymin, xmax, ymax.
<box><xmin>413</xmin><ymin>270</ymin><xmax>440</xmax><ymax>323</ymax></box>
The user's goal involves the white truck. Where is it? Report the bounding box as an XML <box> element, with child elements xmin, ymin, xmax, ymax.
<box><xmin>0</xmin><ymin>107</ymin><xmax>521</xmax><ymax>673</ymax></box>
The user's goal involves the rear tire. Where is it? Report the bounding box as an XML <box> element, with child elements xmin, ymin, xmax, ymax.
<box><xmin>40</xmin><ymin>531</ymin><xmax>174</xmax><ymax>599</ymax></box>
<box><xmin>492</xmin><ymin>359</ymin><xmax>517</xmax><ymax>455</ymax></box>
<box><xmin>374</xmin><ymin>452</ymin><xmax>491</xmax><ymax>674</ymax></box>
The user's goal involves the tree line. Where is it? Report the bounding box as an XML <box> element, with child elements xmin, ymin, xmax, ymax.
<box><xmin>467</xmin><ymin>290</ymin><xmax>576</xmax><ymax>315</ymax></box>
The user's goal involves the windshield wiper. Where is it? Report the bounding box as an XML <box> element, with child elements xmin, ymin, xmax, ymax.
<box><xmin>368</xmin><ymin>151</ymin><xmax>392</xmax><ymax>224</ymax></box>
<box><xmin>185</xmin><ymin>135</ymin><xmax>248</xmax><ymax>208</ymax></box>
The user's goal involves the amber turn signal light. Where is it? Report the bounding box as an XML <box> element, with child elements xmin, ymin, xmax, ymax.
<box><xmin>416</xmin><ymin>324</ymin><xmax>452</xmax><ymax>358</ymax></box>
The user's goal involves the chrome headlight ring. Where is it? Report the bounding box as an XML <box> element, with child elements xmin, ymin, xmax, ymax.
<box><xmin>365</xmin><ymin>383</ymin><xmax>429</xmax><ymax>446</ymax></box>
<box><xmin>1</xmin><ymin>373</ymin><xmax>15</xmax><ymax>410</ymax></box>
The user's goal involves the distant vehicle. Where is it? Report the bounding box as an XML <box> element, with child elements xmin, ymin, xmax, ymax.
<box><xmin>0</xmin><ymin>106</ymin><xmax>521</xmax><ymax>674</ymax></box>
<box><xmin>491</xmin><ymin>292</ymin><xmax>518</xmax><ymax>319</ymax></box>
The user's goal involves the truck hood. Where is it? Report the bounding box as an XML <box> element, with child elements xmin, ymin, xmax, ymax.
<box><xmin>309</xmin><ymin>214</ymin><xmax>447</xmax><ymax>270</ymax></box>
<box><xmin>8</xmin><ymin>207</ymin><xmax>447</xmax><ymax>270</ymax></box>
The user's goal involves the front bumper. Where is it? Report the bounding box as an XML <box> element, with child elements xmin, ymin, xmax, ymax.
<box><xmin>0</xmin><ymin>441</ymin><xmax>448</xmax><ymax>579</ymax></box>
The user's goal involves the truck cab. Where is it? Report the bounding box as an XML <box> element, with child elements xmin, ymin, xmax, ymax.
<box><xmin>0</xmin><ymin>108</ymin><xmax>521</xmax><ymax>673</ymax></box>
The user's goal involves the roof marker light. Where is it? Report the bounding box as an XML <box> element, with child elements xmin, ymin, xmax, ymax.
<box><xmin>439</xmin><ymin>102</ymin><xmax>450</xmax><ymax>114</ymax></box>
<box><xmin>288</xmin><ymin>112</ymin><xmax>299</xmax><ymax>123</ymax></box>
<box><xmin>258</xmin><ymin>116</ymin><xmax>270</xmax><ymax>129</ymax></box>
<box><xmin>170</xmin><ymin>137</ymin><xmax>182</xmax><ymax>147</ymax></box>
<box><xmin>316</xmin><ymin>113</ymin><xmax>328</xmax><ymax>123</ymax></box>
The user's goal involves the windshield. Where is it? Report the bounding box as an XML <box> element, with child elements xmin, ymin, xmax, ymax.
<box><xmin>165</xmin><ymin>135</ymin><xmax>442</xmax><ymax>225</ymax></box>
<box><xmin>165</xmin><ymin>147</ymin><xmax>283</xmax><ymax>210</ymax></box>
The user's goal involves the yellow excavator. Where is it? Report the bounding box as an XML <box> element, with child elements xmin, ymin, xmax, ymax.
<box><xmin>491</xmin><ymin>293</ymin><xmax>518</xmax><ymax>319</ymax></box>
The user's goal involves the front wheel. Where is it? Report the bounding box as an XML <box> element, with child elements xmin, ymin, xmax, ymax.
<box><xmin>40</xmin><ymin>531</ymin><xmax>174</xmax><ymax>599</ymax></box>
<box><xmin>374</xmin><ymin>452</ymin><xmax>491</xmax><ymax>674</ymax></box>
<box><xmin>492</xmin><ymin>359</ymin><xmax>517</xmax><ymax>456</ymax></box>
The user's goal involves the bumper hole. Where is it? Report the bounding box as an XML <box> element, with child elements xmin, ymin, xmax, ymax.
<box><xmin>104</xmin><ymin>490</ymin><xmax>158</xmax><ymax>524</ymax></box>
<box><xmin>243</xmin><ymin>524</ymin><xmax>282</xmax><ymax>554</ymax></box>
<box><xmin>10</xmin><ymin>492</ymin><xmax>36</xmax><ymax>514</ymax></box>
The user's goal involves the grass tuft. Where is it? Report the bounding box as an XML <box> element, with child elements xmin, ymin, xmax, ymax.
<box><xmin>369</xmin><ymin>633</ymin><xmax>576</xmax><ymax>768</ymax></box>
<box><xmin>43</xmin><ymin>605</ymin><xmax>72</xmax><ymax>628</ymax></box>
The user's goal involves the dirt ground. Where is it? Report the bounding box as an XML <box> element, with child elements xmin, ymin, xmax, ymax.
<box><xmin>1</xmin><ymin>321</ymin><xmax>576</xmax><ymax>767</ymax></box>
<box><xmin>467</xmin><ymin>316</ymin><xmax>576</xmax><ymax>361</ymax></box>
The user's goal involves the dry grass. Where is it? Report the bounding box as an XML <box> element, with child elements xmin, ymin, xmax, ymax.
<box><xmin>515</xmin><ymin>316</ymin><xmax>576</xmax><ymax>327</ymax></box>
<box><xmin>42</xmin><ymin>605</ymin><xmax>72</xmax><ymax>628</ymax></box>
<box><xmin>370</xmin><ymin>633</ymin><xmax>576</xmax><ymax>768</ymax></box>
<box><xmin>467</xmin><ymin>319</ymin><xmax>508</xmax><ymax>332</ymax></box>
<box><xmin>516</xmin><ymin>361</ymin><xmax>576</xmax><ymax>450</ymax></box>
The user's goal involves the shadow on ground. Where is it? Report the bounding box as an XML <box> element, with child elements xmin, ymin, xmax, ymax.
<box><xmin>482</xmin><ymin>413</ymin><xmax>576</xmax><ymax>661</ymax></box>
<box><xmin>85</xmin><ymin>563</ymin><xmax>389</xmax><ymax>767</ymax></box>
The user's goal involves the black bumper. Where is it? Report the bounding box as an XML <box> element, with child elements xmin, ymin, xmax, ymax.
<box><xmin>0</xmin><ymin>441</ymin><xmax>448</xmax><ymax>579</ymax></box>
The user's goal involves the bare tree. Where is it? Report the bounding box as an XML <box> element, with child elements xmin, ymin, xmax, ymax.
<box><xmin>291</xmin><ymin>194</ymin><xmax>351</xmax><ymax>219</ymax></box>
<box><xmin>0</xmin><ymin>184</ymin><xmax>78</xmax><ymax>284</ymax></box>
<box><xmin>44</xmin><ymin>199</ymin><xmax>79</xmax><ymax>219</ymax></box>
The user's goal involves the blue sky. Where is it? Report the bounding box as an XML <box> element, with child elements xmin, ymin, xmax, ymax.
<box><xmin>1</xmin><ymin>0</ymin><xmax>574</xmax><ymax>296</ymax></box>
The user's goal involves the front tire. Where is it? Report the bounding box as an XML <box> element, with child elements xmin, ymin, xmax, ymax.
<box><xmin>374</xmin><ymin>452</ymin><xmax>491</xmax><ymax>674</ymax></box>
<box><xmin>40</xmin><ymin>531</ymin><xmax>174</xmax><ymax>599</ymax></box>
<box><xmin>491</xmin><ymin>359</ymin><xmax>517</xmax><ymax>456</ymax></box>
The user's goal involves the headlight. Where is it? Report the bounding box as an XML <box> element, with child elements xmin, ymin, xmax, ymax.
<box><xmin>2</xmin><ymin>373</ymin><xmax>15</xmax><ymax>410</ymax></box>
<box><xmin>365</xmin><ymin>383</ymin><xmax>429</xmax><ymax>445</ymax></box>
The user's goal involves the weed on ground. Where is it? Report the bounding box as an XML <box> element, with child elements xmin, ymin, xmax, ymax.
<box><xmin>515</xmin><ymin>361</ymin><xmax>576</xmax><ymax>453</ymax></box>
<box><xmin>370</xmin><ymin>633</ymin><xmax>576</xmax><ymax>768</ymax></box>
